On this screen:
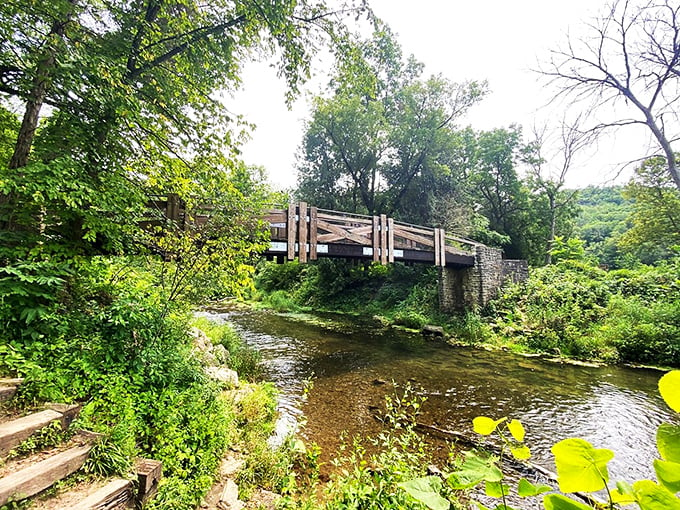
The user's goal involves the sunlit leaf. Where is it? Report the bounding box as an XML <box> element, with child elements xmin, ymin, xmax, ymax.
<box><xmin>473</xmin><ymin>416</ymin><xmax>507</xmax><ymax>436</ymax></box>
<box><xmin>659</xmin><ymin>371</ymin><xmax>680</xmax><ymax>413</ymax></box>
<box><xmin>658</xmin><ymin>423</ymin><xmax>680</xmax><ymax>463</ymax></box>
<box><xmin>485</xmin><ymin>480</ymin><xmax>509</xmax><ymax>498</ymax></box>
<box><xmin>543</xmin><ymin>494</ymin><xmax>593</xmax><ymax>510</ymax></box>
<box><xmin>448</xmin><ymin>454</ymin><xmax>503</xmax><ymax>489</ymax></box>
<box><xmin>517</xmin><ymin>478</ymin><xmax>551</xmax><ymax>497</ymax></box>
<box><xmin>508</xmin><ymin>419</ymin><xmax>526</xmax><ymax>442</ymax></box>
<box><xmin>611</xmin><ymin>480</ymin><xmax>637</xmax><ymax>505</ymax></box>
<box><xmin>551</xmin><ymin>438</ymin><xmax>613</xmax><ymax>493</ymax></box>
<box><xmin>398</xmin><ymin>477</ymin><xmax>450</xmax><ymax>510</ymax></box>
<box><xmin>510</xmin><ymin>445</ymin><xmax>531</xmax><ymax>461</ymax></box>
<box><xmin>653</xmin><ymin>459</ymin><xmax>680</xmax><ymax>494</ymax></box>
<box><xmin>632</xmin><ymin>480</ymin><xmax>680</xmax><ymax>510</ymax></box>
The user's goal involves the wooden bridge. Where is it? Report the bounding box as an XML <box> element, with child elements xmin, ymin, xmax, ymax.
<box><xmin>146</xmin><ymin>194</ymin><xmax>528</xmax><ymax>310</ymax></box>
<box><xmin>263</xmin><ymin>202</ymin><xmax>478</xmax><ymax>268</ymax></box>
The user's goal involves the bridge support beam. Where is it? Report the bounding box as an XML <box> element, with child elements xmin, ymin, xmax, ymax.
<box><xmin>438</xmin><ymin>246</ymin><xmax>528</xmax><ymax>311</ymax></box>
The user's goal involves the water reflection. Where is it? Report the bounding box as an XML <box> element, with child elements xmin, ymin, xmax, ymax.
<box><xmin>200</xmin><ymin>308</ymin><xmax>676</xmax><ymax>483</ymax></box>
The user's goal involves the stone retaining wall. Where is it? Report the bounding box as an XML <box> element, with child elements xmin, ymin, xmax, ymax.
<box><xmin>438</xmin><ymin>246</ymin><xmax>529</xmax><ymax>311</ymax></box>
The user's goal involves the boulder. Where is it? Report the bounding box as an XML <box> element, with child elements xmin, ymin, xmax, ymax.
<box><xmin>212</xmin><ymin>344</ymin><xmax>230</xmax><ymax>365</ymax></box>
<box><xmin>246</xmin><ymin>490</ymin><xmax>281</xmax><ymax>510</ymax></box>
<box><xmin>206</xmin><ymin>367</ymin><xmax>239</xmax><ymax>387</ymax></box>
<box><xmin>422</xmin><ymin>325</ymin><xmax>445</xmax><ymax>337</ymax></box>
<box><xmin>190</xmin><ymin>327</ymin><xmax>213</xmax><ymax>352</ymax></box>
<box><xmin>219</xmin><ymin>479</ymin><xmax>244</xmax><ymax>510</ymax></box>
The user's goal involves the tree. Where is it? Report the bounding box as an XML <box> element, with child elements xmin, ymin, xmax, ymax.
<box><xmin>619</xmin><ymin>156</ymin><xmax>680</xmax><ymax>262</ymax></box>
<box><xmin>523</xmin><ymin>119</ymin><xmax>594</xmax><ymax>264</ymax></box>
<box><xmin>0</xmin><ymin>0</ymin><xmax>367</xmax><ymax>254</ymax></box>
<box><xmin>297</xmin><ymin>25</ymin><xmax>486</xmax><ymax>224</ymax></box>
<box><xmin>465</xmin><ymin>126</ymin><xmax>535</xmax><ymax>259</ymax></box>
<box><xmin>542</xmin><ymin>0</ymin><xmax>680</xmax><ymax>190</ymax></box>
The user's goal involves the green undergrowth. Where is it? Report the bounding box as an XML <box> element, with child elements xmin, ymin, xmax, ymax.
<box><xmin>277</xmin><ymin>385</ymin><xmax>446</xmax><ymax>510</ymax></box>
<box><xmin>251</xmin><ymin>259</ymin><xmax>446</xmax><ymax>330</ymax></box>
<box><xmin>488</xmin><ymin>258</ymin><xmax>680</xmax><ymax>366</ymax></box>
<box><xmin>252</xmin><ymin>257</ymin><xmax>680</xmax><ymax>367</ymax></box>
<box><xmin>0</xmin><ymin>257</ymin><xmax>282</xmax><ymax>510</ymax></box>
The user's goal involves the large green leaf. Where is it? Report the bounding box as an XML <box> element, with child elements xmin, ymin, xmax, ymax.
<box><xmin>551</xmin><ymin>438</ymin><xmax>613</xmax><ymax>493</ymax></box>
<box><xmin>473</xmin><ymin>416</ymin><xmax>507</xmax><ymax>436</ymax></box>
<box><xmin>659</xmin><ymin>371</ymin><xmax>680</xmax><ymax>413</ymax></box>
<box><xmin>543</xmin><ymin>494</ymin><xmax>593</xmax><ymax>510</ymax></box>
<box><xmin>632</xmin><ymin>480</ymin><xmax>680</xmax><ymax>510</ymax></box>
<box><xmin>517</xmin><ymin>478</ymin><xmax>552</xmax><ymax>497</ymax></box>
<box><xmin>507</xmin><ymin>419</ymin><xmax>526</xmax><ymax>442</ymax></box>
<box><xmin>658</xmin><ymin>423</ymin><xmax>680</xmax><ymax>463</ymax></box>
<box><xmin>398</xmin><ymin>476</ymin><xmax>450</xmax><ymax>510</ymax></box>
<box><xmin>448</xmin><ymin>454</ymin><xmax>503</xmax><ymax>489</ymax></box>
<box><xmin>654</xmin><ymin>459</ymin><xmax>680</xmax><ymax>494</ymax></box>
<box><xmin>510</xmin><ymin>445</ymin><xmax>531</xmax><ymax>461</ymax></box>
<box><xmin>485</xmin><ymin>480</ymin><xmax>510</xmax><ymax>498</ymax></box>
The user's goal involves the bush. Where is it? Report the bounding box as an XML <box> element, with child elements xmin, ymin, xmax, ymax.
<box><xmin>600</xmin><ymin>296</ymin><xmax>680</xmax><ymax>366</ymax></box>
<box><xmin>0</xmin><ymin>257</ymin><xmax>237</xmax><ymax>508</ymax></box>
<box><xmin>488</xmin><ymin>257</ymin><xmax>680</xmax><ymax>365</ymax></box>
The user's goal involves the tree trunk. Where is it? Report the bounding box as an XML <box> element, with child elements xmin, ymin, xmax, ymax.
<box><xmin>1</xmin><ymin>3</ymin><xmax>75</xmax><ymax>233</ymax></box>
<box><xmin>9</xmin><ymin>6</ymin><xmax>74</xmax><ymax>170</ymax></box>
<box><xmin>545</xmin><ymin>194</ymin><xmax>556</xmax><ymax>265</ymax></box>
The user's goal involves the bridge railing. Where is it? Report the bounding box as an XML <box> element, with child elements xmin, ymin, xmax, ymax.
<box><xmin>265</xmin><ymin>202</ymin><xmax>478</xmax><ymax>267</ymax></box>
<box><xmin>141</xmin><ymin>196</ymin><xmax>478</xmax><ymax>267</ymax></box>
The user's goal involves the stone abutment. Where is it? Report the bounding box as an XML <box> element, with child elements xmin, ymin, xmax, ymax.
<box><xmin>438</xmin><ymin>246</ymin><xmax>529</xmax><ymax>311</ymax></box>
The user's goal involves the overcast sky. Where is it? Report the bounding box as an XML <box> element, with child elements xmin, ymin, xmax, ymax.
<box><xmin>227</xmin><ymin>0</ymin><xmax>652</xmax><ymax>191</ymax></box>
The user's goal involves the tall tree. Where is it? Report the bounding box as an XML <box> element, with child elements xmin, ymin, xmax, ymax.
<box><xmin>466</xmin><ymin>126</ymin><xmax>534</xmax><ymax>258</ymax></box>
<box><xmin>0</xmin><ymin>0</ymin><xmax>367</xmax><ymax>252</ymax></box>
<box><xmin>619</xmin><ymin>156</ymin><xmax>680</xmax><ymax>262</ymax></box>
<box><xmin>541</xmin><ymin>0</ymin><xmax>680</xmax><ymax>190</ymax></box>
<box><xmin>297</xmin><ymin>25</ymin><xmax>486</xmax><ymax>224</ymax></box>
<box><xmin>523</xmin><ymin>119</ymin><xmax>594</xmax><ymax>264</ymax></box>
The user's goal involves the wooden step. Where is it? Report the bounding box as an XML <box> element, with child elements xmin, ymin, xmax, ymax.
<box><xmin>69</xmin><ymin>478</ymin><xmax>134</xmax><ymax>510</ymax></box>
<box><xmin>0</xmin><ymin>386</ymin><xmax>17</xmax><ymax>403</ymax></box>
<box><xmin>0</xmin><ymin>379</ymin><xmax>24</xmax><ymax>386</ymax></box>
<box><xmin>0</xmin><ymin>409</ymin><xmax>63</xmax><ymax>458</ymax></box>
<box><xmin>0</xmin><ymin>444</ymin><xmax>92</xmax><ymax>506</ymax></box>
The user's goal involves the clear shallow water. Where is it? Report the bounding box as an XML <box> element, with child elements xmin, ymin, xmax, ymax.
<box><xmin>201</xmin><ymin>308</ymin><xmax>677</xmax><ymax>483</ymax></box>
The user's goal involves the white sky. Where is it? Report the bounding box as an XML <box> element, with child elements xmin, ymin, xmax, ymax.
<box><xmin>227</xmin><ymin>0</ymin><xmax>655</xmax><ymax>191</ymax></box>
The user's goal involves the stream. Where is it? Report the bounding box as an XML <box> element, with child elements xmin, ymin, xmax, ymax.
<box><xmin>200</xmin><ymin>307</ymin><xmax>677</xmax><ymax>485</ymax></box>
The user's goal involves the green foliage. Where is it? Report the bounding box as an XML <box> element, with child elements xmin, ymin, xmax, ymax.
<box><xmin>486</xmin><ymin>256</ymin><xmax>680</xmax><ymax>365</ymax></box>
<box><xmin>619</xmin><ymin>157</ymin><xmax>680</xmax><ymax>264</ymax></box>
<box><xmin>551</xmin><ymin>438</ymin><xmax>613</xmax><ymax>493</ymax></box>
<box><xmin>254</xmin><ymin>259</ymin><xmax>445</xmax><ymax>328</ymax></box>
<box><xmin>323</xmin><ymin>385</ymin><xmax>436</xmax><ymax>510</ymax></box>
<box><xmin>297</xmin><ymin>24</ymin><xmax>487</xmax><ymax>224</ymax></box>
<box><xmin>549</xmin><ymin>237</ymin><xmax>590</xmax><ymax>264</ymax></box>
<box><xmin>7</xmin><ymin>420</ymin><xmax>68</xmax><ymax>460</ymax></box>
<box><xmin>191</xmin><ymin>316</ymin><xmax>262</xmax><ymax>380</ymax></box>
<box><xmin>573</xmin><ymin>186</ymin><xmax>633</xmax><ymax>268</ymax></box>
<box><xmin>0</xmin><ymin>258</ymin><xmax>247</xmax><ymax>508</ymax></box>
<box><xmin>400</xmin><ymin>370</ymin><xmax>680</xmax><ymax>510</ymax></box>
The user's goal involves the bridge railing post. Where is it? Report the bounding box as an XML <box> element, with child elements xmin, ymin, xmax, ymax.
<box><xmin>380</xmin><ymin>214</ymin><xmax>387</xmax><ymax>264</ymax></box>
<box><xmin>372</xmin><ymin>216</ymin><xmax>379</xmax><ymax>263</ymax></box>
<box><xmin>298</xmin><ymin>202</ymin><xmax>308</xmax><ymax>263</ymax></box>
<box><xmin>309</xmin><ymin>206</ymin><xmax>318</xmax><ymax>261</ymax></box>
<box><xmin>287</xmin><ymin>203</ymin><xmax>296</xmax><ymax>261</ymax></box>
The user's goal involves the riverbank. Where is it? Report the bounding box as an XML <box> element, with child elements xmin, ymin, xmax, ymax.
<box><xmin>250</xmin><ymin>257</ymin><xmax>680</xmax><ymax>368</ymax></box>
<box><xmin>204</xmin><ymin>306</ymin><xmax>680</xmax><ymax>510</ymax></box>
